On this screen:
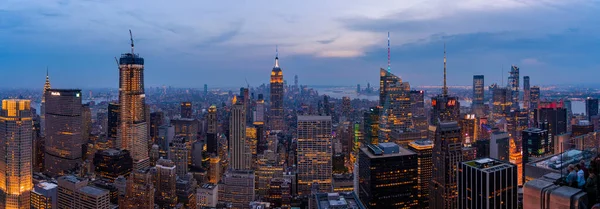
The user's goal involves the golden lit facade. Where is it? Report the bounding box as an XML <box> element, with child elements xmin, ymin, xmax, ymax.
<box><xmin>509</xmin><ymin>139</ymin><xmax>523</xmax><ymax>186</ymax></box>
<box><xmin>0</xmin><ymin>99</ymin><xmax>33</xmax><ymax>209</ymax></box>
<box><xmin>269</xmin><ymin>55</ymin><xmax>284</xmax><ymax>131</ymax></box>
<box><xmin>296</xmin><ymin>116</ymin><xmax>332</xmax><ymax>195</ymax></box>
<box><xmin>119</xmin><ymin>169</ymin><xmax>154</xmax><ymax>209</ymax></box>
<box><xmin>379</xmin><ymin>69</ymin><xmax>412</xmax><ymax>141</ymax></box>
<box><xmin>408</xmin><ymin>139</ymin><xmax>433</xmax><ymax>208</ymax></box>
<box><xmin>118</xmin><ymin>52</ymin><xmax>150</xmax><ymax>169</ymax></box>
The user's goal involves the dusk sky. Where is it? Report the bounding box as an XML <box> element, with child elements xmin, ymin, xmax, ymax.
<box><xmin>0</xmin><ymin>0</ymin><xmax>599</xmax><ymax>89</ymax></box>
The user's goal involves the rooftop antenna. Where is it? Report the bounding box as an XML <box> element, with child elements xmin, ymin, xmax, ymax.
<box><xmin>387</xmin><ymin>32</ymin><xmax>391</xmax><ymax>72</ymax></box>
<box><xmin>274</xmin><ymin>45</ymin><xmax>280</xmax><ymax>68</ymax></box>
<box><xmin>443</xmin><ymin>42</ymin><xmax>448</xmax><ymax>97</ymax></box>
<box><xmin>129</xmin><ymin>29</ymin><xmax>135</xmax><ymax>54</ymax></box>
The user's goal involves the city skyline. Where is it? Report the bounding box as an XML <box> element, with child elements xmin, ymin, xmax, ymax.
<box><xmin>0</xmin><ymin>0</ymin><xmax>599</xmax><ymax>89</ymax></box>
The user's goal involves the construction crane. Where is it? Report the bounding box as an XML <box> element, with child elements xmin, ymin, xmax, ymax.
<box><xmin>129</xmin><ymin>29</ymin><xmax>135</xmax><ymax>54</ymax></box>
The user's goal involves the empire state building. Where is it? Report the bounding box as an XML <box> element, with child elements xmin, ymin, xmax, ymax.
<box><xmin>269</xmin><ymin>50</ymin><xmax>284</xmax><ymax>131</ymax></box>
<box><xmin>118</xmin><ymin>31</ymin><xmax>149</xmax><ymax>169</ymax></box>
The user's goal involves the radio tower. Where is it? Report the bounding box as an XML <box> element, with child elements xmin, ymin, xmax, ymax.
<box><xmin>443</xmin><ymin>43</ymin><xmax>448</xmax><ymax>97</ymax></box>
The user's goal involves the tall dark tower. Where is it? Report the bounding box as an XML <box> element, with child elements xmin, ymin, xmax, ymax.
<box><xmin>430</xmin><ymin>44</ymin><xmax>460</xmax><ymax>125</ymax></box>
<box><xmin>472</xmin><ymin>75</ymin><xmax>484</xmax><ymax>107</ymax></box>
<box><xmin>269</xmin><ymin>48</ymin><xmax>284</xmax><ymax>131</ymax></box>
<box><xmin>118</xmin><ymin>30</ymin><xmax>149</xmax><ymax>170</ymax></box>
<box><xmin>429</xmin><ymin>122</ymin><xmax>475</xmax><ymax>209</ymax></box>
<box><xmin>523</xmin><ymin>76</ymin><xmax>530</xmax><ymax>110</ymax></box>
<box><xmin>509</xmin><ymin>65</ymin><xmax>520</xmax><ymax>110</ymax></box>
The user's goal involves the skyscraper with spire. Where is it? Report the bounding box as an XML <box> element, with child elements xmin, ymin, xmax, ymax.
<box><xmin>269</xmin><ymin>47</ymin><xmax>284</xmax><ymax>131</ymax></box>
<box><xmin>430</xmin><ymin>44</ymin><xmax>460</xmax><ymax>125</ymax></box>
<box><xmin>508</xmin><ymin>65</ymin><xmax>520</xmax><ymax>110</ymax></box>
<box><xmin>378</xmin><ymin>32</ymin><xmax>412</xmax><ymax>141</ymax></box>
<box><xmin>117</xmin><ymin>30</ymin><xmax>150</xmax><ymax>170</ymax></box>
<box><xmin>41</xmin><ymin>68</ymin><xmax>51</xmax><ymax>137</ymax></box>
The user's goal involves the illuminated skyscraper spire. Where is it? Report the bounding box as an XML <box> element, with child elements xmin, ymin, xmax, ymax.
<box><xmin>387</xmin><ymin>32</ymin><xmax>391</xmax><ymax>72</ymax></box>
<box><xmin>44</xmin><ymin>67</ymin><xmax>51</xmax><ymax>92</ymax></box>
<box><xmin>443</xmin><ymin>43</ymin><xmax>448</xmax><ymax>97</ymax></box>
<box><xmin>275</xmin><ymin>45</ymin><xmax>279</xmax><ymax>68</ymax></box>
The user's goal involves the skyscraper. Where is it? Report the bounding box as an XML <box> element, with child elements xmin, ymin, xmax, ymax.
<box><xmin>429</xmin><ymin>121</ymin><xmax>475</xmax><ymax>209</ymax></box>
<box><xmin>458</xmin><ymin>158</ymin><xmax>518</xmax><ymax>209</ymax></box>
<box><xmin>206</xmin><ymin>105</ymin><xmax>218</xmax><ymax>155</ymax></box>
<box><xmin>119</xmin><ymin>169</ymin><xmax>154</xmax><ymax>209</ymax></box>
<box><xmin>44</xmin><ymin>89</ymin><xmax>83</xmax><ymax>176</ymax></box>
<box><xmin>118</xmin><ymin>32</ymin><xmax>150</xmax><ymax>170</ymax></box>
<box><xmin>363</xmin><ymin>107</ymin><xmax>380</xmax><ymax>145</ymax></box>
<box><xmin>359</xmin><ymin>142</ymin><xmax>419</xmax><ymax>208</ymax></box>
<box><xmin>408</xmin><ymin>139</ymin><xmax>433</xmax><ymax>208</ymax></box>
<box><xmin>254</xmin><ymin>94</ymin><xmax>265</xmax><ymax>124</ymax></box>
<box><xmin>57</xmin><ymin>175</ymin><xmax>110</xmax><ymax>209</ymax></box>
<box><xmin>523</xmin><ymin>76</ymin><xmax>530</xmax><ymax>110</ymax></box>
<box><xmin>218</xmin><ymin>170</ymin><xmax>255</xmax><ymax>209</ymax></box>
<box><xmin>107</xmin><ymin>103</ymin><xmax>120</xmax><ymax>143</ymax></box>
<box><xmin>41</xmin><ymin>69</ymin><xmax>51</xmax><ymax>137</ymax></box>
<box><xmin>180</xmin><ymin>101</ymin><xmax>193</xmax><ymax>118</ymax></box>
<box><xmin>472</xmin><ymin>75</ymin><xmax>485</xmax><ymax>109</ymax></box>
<box><xmin>430</xmin><ymin>45</ymin><xmax>460</xmax><ymax>125</ymax></box>
<box><xmin>149</xmin><ymin>111</ymin><xmax>164</xmax><ymax>147</ymax></box>
<box><xmin>93</xmin><ymin>149</ymin><xmax>133</xmax><ymax>182</ymax></box>
<box><xmin>522</xmin><ymin>128</ymin><xmax>550</xmax><ymax>165</ymax></box>
<box><xmin>508</xmin><ymin>65</ymin><xmax>520</xmax><ymax>110</ymax></box>
<box><xmin>490</xmin><ymin>131</ymin><xmax>510</xmax><ymax>162</ymax></box>
<box><xmin>153</xmin><ymin>159</ymin><xmax>177</xmax><ymax>208</ymax></box>
<box><xmin>586</xmin><ymin>97</ymin><xmax>598</xmax><ymax>121</ymax></box>
<box><xmin>230</xmin><ymin>98</ymin><xmax>251</xmax><ymax>170</ymax></box>
<box><xmin>0</xmin><ymin>99</ymin><xmax>33</xmax><ymax>209</ymax></box>
<box><xmin>31</xmin><ymin>182</ymin><xmax>58</xmax><ymax>209</ymax></box>
<box><xmin>492</xmin><ymin>85</ymin><xmax>512</xmax><ymax>120</ymax></box>
<box><xmin>269</xmin><ymin>49</ymin><xmax>284</xmax><ymax>131</ymax></box>
<box><xmin>296</xmin><ymin>115</ymin><xmax>332</xmax><ymax>195</ymax></box>
<box><xmin>534</xmin><ymin>101</ymin><xmax>567</xmax><ymax>137</ymax></box>
<box><xmin>169</xmin><ymin>136</ymin><xmax>189</xmax><ymax>177</ymax></box>
<box><xmin>530</xmin><ymin>86</ymin><xmax>541</xmax><ymax>110</ymax></box>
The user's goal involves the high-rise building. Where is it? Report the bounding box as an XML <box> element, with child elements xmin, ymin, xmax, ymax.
<box><xmin>408</xmin><ymin>139</ymin><xmax>433</xmax><ymax>208</ymax></box>
<box><xmin>429</xmin><ymin>122</ymin><xmax>476</xmax><ymax>209</ymax></box>
<box><xmin>44</xmin><ymin>89</ymin><xmax>83</xmax><ymax>176</ymax></box>
<box><xmin>297</xmin><ymin>115</ymin><xmax>332</xmax><ymax>195</ymax></box>
<box><xmin>254</xmin><ymin>94</ymin><xmax>265</xmax><ymax>124</ymax></box>
<box><xmin>490</xmin><ymin>131</ymin><xmax>510</xmax><ymax>162</ymax></box>
<box><xmin>57</xmin><ymin>175</ymin><xmax>110</xmax><ymax>209</ymax></box>
<box><xmin>523</xmin><ymin>76</ymin><xmax>530</xmax><ymax>110</ymax></box>
<box><xmin>31</xmin><ymin>182</ymin><xmax>57</xmax><ymax>209</ymax></box>
<box><xmin>230</xmin><ymin>99</ymin><xmax>251</xmax><ymax>170</ymax></box>
<box><xmin>153</xmin><ymin>159</ymin><xmax>178</xmax><ymax>208</ymax></box>
<box><xmin>430</xmin><ymin>46</ymin><xmax>460</xmax><ymax>125</ymax></box>
<box><xmin>492</xmin><ymin>85</ymin><xmax>512</xmax><ymax>119</ymax></box>
<box><xmin>197</xmin><ymin>183</ymin><xmax>218</xmax><ymax>208</ymax></box>
<box><xmin>0</xmin><ymin>99</ymin><xmax>33</xmax><ymax>209</ymax></box>
<box><xmin>363</xmin><ymin>107</ymin><xmax>380</xmax><ymax>145</ymax></box>
<box><xmin>508</xmin><ymin>65</ymin><xmax>520</xmax><ymax>110</ymax></box>
<box><xmin>181</xmin><ymin>101</ymin><xmax>193</xmax><ymax>118</ymax></box>
<box><xmin>534</xmin><ymin>101</ymin><xmax>567</xmax><ymax>137</ymax></box>
<box><xmin>119</xmin><ymin>169</ymin><xmax>155</xmax><ymax>209</ymax></box>
<box><xmin>176</xmin><ymin>174</ymin><xmax>197</xmax><ymax>209</ymax></box>
<box><xmin>473</xmin><ymin>75</ymin><xmax>485</xmax><ymax>109</ymax></box>
<box><xmin>107</xmin><ymin>103</ymin><xmax>120</xmax><ymax>143</ymax></box>
<box><xmin>359</xmin><ymin>142</ymin><xmax>418</xmax><ymax>208</ymax></box>
<box><xmin>207</xmin><ymin>105</ymin><xmax>218</xmax><ymax>155</ymax></box>
<box><xmin>458</xmin><ymin>158</ymin><xmax>518</xmax><ymax>209</ymax></box>
<box><xmin>41</xmin><ymin>69</ymin><xmax>51</xmax><ymax>137</ymax></box>
<box><xmin>207</xmin><ymin>155</ymin><xmax>221</xmax><ymax>184</ymax></box>
<box><xmin>586</xmin><ymin>97</ymin><xmax>598</xmax><ymax>121</ymax></box>
<box><xmin>379</xmin><ymin>68</ymin><xmax>412</xmax><ymax>139</ymax></box>
<box><xmin>255</xmin><ymin>157</ymin><xmax>284</xmax><ymax>196</ymax></box>
<box><xmin>522</xmin><ymin>128</ymin><xmax>551</xmax><ymax>164</ymax></box>
<box><xmin>530</xmin><ymin>86</ymin><xmax>541</xmax><ymax>110</ymax></box>
<box><xmin>460</xmin><ymin>114</ymin><xmax>478</xmax><ymax>145</ymax></box>
<box><xmin>269</xmin><ymin>49</ymin><xmax>284</xmax><ymax>131</ymax></box>
<box><xmin>117</xmin><ymin>37</ymin><xmax>150</xmax><ymax>170</ymax></box>
<box><xmin>169</xmin><ymin>136</ymin><xmax>189</xmax><ymax>177</ymax></box>
<box><xmin>93</xmin><ymin>149</ymin><xmax>133</xmax><ymax>182</ymax></box>
<box><xmin>218</xmin><ymin>170</ymin><xmax>255</xmax><ymax>209</ymax></box>
<box><xmin>171</xmin><ymin>118</ymin><xmax>198</xmax><ymax>167</ymax></box>
<box><xmin>149</xmin><ymin>111</ymin><xmax>164</xmax><ymax>146</ymax></box>
<box><xmin>81</xmin><ymin>104</ymin><xmax>91</xmax><ymax>142</ymax></box>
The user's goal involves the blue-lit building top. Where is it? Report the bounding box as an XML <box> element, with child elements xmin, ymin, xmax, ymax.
<box><xmin>119</xmin><ymin>53</ymin><xmax>144</xmax><ymax>65</ymax></box>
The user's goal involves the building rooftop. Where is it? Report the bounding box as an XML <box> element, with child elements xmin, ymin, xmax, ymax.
<box><xmin>59</xmin><ymin>175</ymin><xmax>85</xmax><ymax>184</ymax></box>
<box><xmin>79</xmin><ymin>186</ymin><xmax>109</xmax><ymax>197</ymax></box>
<box><xmin>463</xmin><ymin>158</ymin><xmax>514</xmax><ymax>172</ymax></box>
<box><xmin>314</xmin><ymin>192</ymin><xmax>366</xmax><ymax>209</ymax></box>
<box><xmin>527</xmin><ymin>149</ymin><xmax>593</xmax><ymax>173</ymax></box>
<box><xmin>200</xmin><ymin>183</ymin><xmax>217</xmax><ymax>190</ymax></box>
<box><xmin>408</xmin><ymin>139</ymin><xmax>433</xmax><ymax>150</ymax></box>
<box><xmin>297</xmin><ymin>115</ymin><xmax>332</xmax><ymax>121</ymax></box>
<box><xmin>361</xmin><ymin>143</ymin><xmax>415</xmax><ymax>158</ymax></box>
<box><xmin>37</xmin><ymin>182</ymin><xmax>58</xmax><ymax>190</ymax></box>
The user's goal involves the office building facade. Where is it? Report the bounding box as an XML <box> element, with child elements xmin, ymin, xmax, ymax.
<box><xmin>0</xmin><ymin>99</ymin><xmax>34</xmax><ymax>209</ymax></box>
<box><xmin>44</xmin><ymin>89</ymin><xmax>83</xmax><ymax>176</ymax></box>
<box><xmin>93</xmin><ymin>149</ymin><xmax>133</xmax><ymax>182</ymax></box>
<box><xmin>269</xmin><ymin>52</ymin><xmax>284</xmax><ymax>131</ymax></box>
<box><xmin>408</xmin><ymin>139</ymin><xmax>433</xmax><ymax>208</ymax></box>
<box><xmin>297</xmin><ymin>116</ymin><xmax>333</xmax><ymax>195</ymax></box>
<box><xmin>458</xmin><ymin>158</ymin><xmax>518</xmax><ymax>209</ymax></box>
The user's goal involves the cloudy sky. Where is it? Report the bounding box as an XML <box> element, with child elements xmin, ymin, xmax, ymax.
<box><xmin>0</xmin><ymin>0</ymin><xmax>599</xmax><ymax>89</ymax></box>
